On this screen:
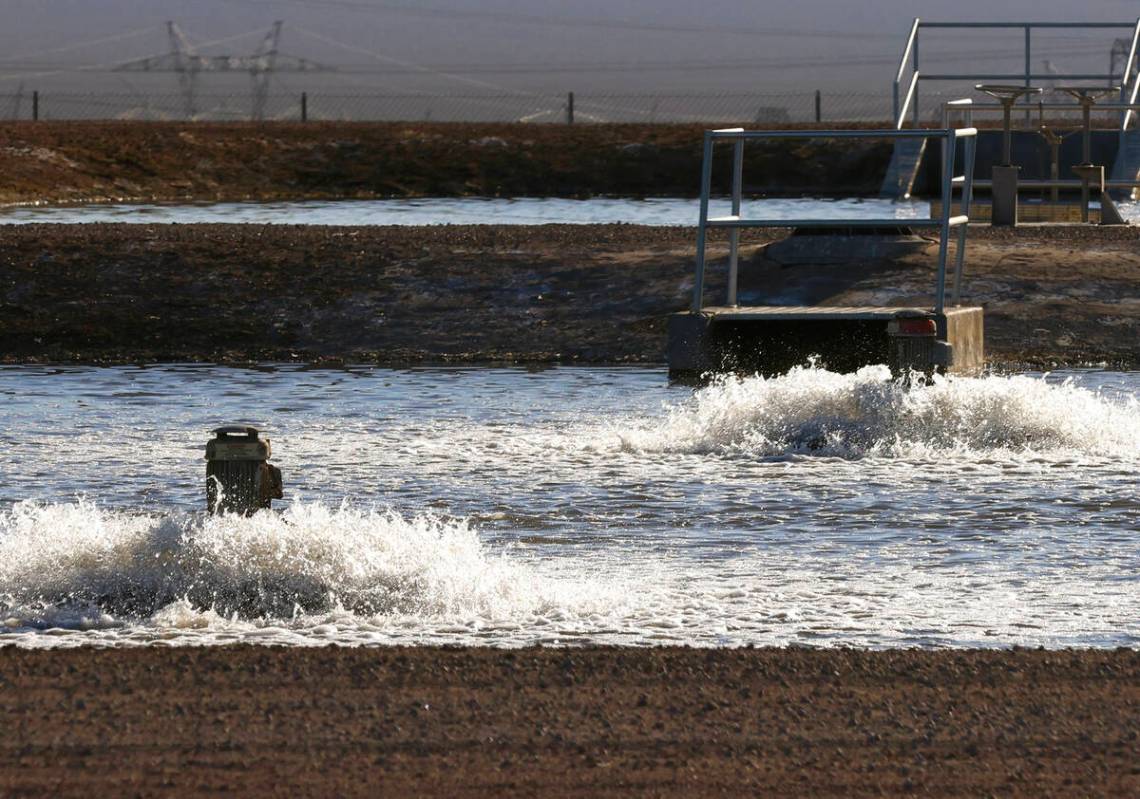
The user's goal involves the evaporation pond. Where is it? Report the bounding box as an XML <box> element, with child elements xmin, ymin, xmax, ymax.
<box><xmin>0</xmin><ymin>364</ymin><xmax>1137</xmax><ymax>649</ymax></box>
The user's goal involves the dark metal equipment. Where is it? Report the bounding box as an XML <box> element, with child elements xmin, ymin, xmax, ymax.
<box><xmin>205</xmin><ymin>425</ymin><xmax>283</xmax><ymax>515</ymax></box>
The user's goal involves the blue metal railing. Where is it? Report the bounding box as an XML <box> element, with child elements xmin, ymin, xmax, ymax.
<box><xmin>691</xmin><ymin>127</ymin><xmax>978</xmax><ymax>314</ymax></box>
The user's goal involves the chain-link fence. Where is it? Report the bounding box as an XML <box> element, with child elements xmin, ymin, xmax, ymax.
<box><xmin>0</xmin><ymin>90</ymin><xmax>903</xmax><ymax>124</ymax></box>
<box><xmin>3</xmin><ymin>88</ymin><xmax>1131</xmax><ymax>126</ymax></box>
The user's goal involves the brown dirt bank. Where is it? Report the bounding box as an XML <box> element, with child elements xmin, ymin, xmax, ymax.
<box><xmin>0</xmin><ymin>223</ymin><xmax>1137</xmax><ymax>368</ymax></box>
<box><xmin>0</xmin><ymin>646</ymin><xmax>1136</xmax><ymax>798</ymax></box>
<box><xmin>0</xmin><ymin>121</ymin><xmax>889</xmax><ymax>205</ymax></box>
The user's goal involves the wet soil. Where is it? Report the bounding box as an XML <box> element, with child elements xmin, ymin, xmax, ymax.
<box><xmin>0</xmin><ymin>223</ymin><xmax>1137</xmax><ymax>368</ymax></box>
<box><xmin>0</xmin><ymin>121</ymin><xmax>890</xmax><ymax>205</ymax></box>
<box><xmin>0</xmin><ymin>646</ymin><xmax>1136</xmax><ymax>798</ymax></box>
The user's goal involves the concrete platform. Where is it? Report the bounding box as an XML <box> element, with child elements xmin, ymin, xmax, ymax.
<box><xmin>668</xmin><ymin>305</ymin><xmax>984</xmax><ymax>382</ymax></box>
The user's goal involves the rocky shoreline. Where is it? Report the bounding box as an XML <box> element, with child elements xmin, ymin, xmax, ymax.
<box><xmin>0</xmin><ymin>223</ymin><xmax>1137</xmax><ymax>369</ymax></box>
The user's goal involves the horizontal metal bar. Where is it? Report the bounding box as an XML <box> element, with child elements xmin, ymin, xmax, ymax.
<box><xmin>708</xmin><ymin>128</ymin><xmax>971</xmax><ymax>140</ymax></box>
<box><xmin>920</xmin><ymin>73</ymin><xmax>1117</xmax><ymax>81</ymax></box>
<box><xmin>947</xmin><ymin>215</ymin><xmax>969</xmax><ymax>227</ymax></box>
<box><xmin>704</xmin><ymin>218</ymin><xmax>947</xmax><ymax>229</ymax></box>
<box><xmin>957</xmin><ymin>102</ymin><xmax>1140</xmax><ymax>111</ymax></box>
<box><xmin>971</xmin><ymin>179</ymin><xmax>1140</xmax><ymax>189</ymax></box>
<box><xmin>918</xmin><ymin>21</ymin><xmax>1134</xmax><ymax>29</ymax></box>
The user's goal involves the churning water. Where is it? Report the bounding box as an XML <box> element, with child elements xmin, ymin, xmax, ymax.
<box><xmin>0</xmin><ymin>197</ymin><xmax>930</xmax><ymax>226</ymax></box>
<box><xmin>0</xmin><ymin>365</ymin><xmax>1137</xmax><ymax>649</ymax></box>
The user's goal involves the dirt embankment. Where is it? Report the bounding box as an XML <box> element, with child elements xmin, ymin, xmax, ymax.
<box><xmin>0</xmin><ymin>645</ymin><xmax>1136</xmax><ymax>798</ymax></box>
<box><xmin>0</xmin><ymin>121</ymin><xmax>891</xmax><ymax>205</ymax></box>
<box><xmin>0</xmin><ymin>223</ymin><xmax>1137</xmax><ymax>368</ymax></box>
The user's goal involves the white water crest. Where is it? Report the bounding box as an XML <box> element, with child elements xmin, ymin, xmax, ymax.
<box><xmin>618</xmin><ymin>365</ymin><xmax>1140</xmax><ymax>459</ymax></box>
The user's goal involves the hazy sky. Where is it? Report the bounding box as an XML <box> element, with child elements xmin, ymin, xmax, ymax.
<box><xmin>2</xmin><ymin>0</ymin><xmax>1137</xmax><ymax>94</ymax></box>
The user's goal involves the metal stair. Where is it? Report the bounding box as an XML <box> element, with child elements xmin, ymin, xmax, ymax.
<box><xmin>1110</xmin><ymin>128</ymin><xmax>1140</xmax><ymax>201</ymax></box>
<box><xmin>879</xmin><ymin>138</ymin><xmax>927</xmax><ymax>199</ymax></box>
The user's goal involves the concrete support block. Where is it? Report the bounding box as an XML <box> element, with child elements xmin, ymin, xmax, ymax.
<box><xmin>667</xmin><ymin>312</ymin><xmax>715</xmax><ymax>381</ymax></box>
<box><xmin>938</xmin><ymin>306</ymin><xmax>984</xmax><ymax>374</ymax></box>
<box><xmin>991</xmin><ymin>165</ymin><xmax>1019</xmax><ymax>227</ymax></box>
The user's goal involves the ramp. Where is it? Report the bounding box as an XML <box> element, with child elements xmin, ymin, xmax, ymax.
<box><xmin>879</xmin><ymin>138</ymin><xmax>927</xmax><ymax>199</ymax></box>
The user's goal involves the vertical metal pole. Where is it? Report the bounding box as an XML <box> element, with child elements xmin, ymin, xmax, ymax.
<box><xmin>301</xmin><ymin>92</ymin><xmax>308</xmax><ymax>122</ymax></box>
<box><xmin>911</xmin><ymin>35</ymin><xmax>920</xmax><ymax>125</ymax></box>
<box><xmin>1081</xmin><ymin>99</ymin><xmax>1092</xmax><ymax>223</ymax></box>
<box><xmin>814</xmin><ymin>90</ymin><xmax>821</xmax><ymax>123</ymax></box>
<box><xmin>1024</xmin><ymin>25</ymin><xmax>1032</xmax><ymax>124</ymax></box>
<box><xmin>691</xmin><ymin>132</ymin><xmax>714</xmax><ymax>313</ymax></box>
<box><xmin>1001</xmin><ymin>101</ymin><xmax>1013</xmax><ymax>166</ymax></box>
<box><xmin>567</xmin><ymin>92</ymin><xmax>574</xmax><ymax>124</ymax></box>
<box><xmin>32</xmin><ymin>90</ymin><xmax>38</xmax><ymax>121</ymax></box>
<box><xmin>952</xmin><ymin>134</ymin><xmax>976</xmax><ymax>306</ymax></box>
<box><xmin>726</xmin><ymin>138</ymin><xmax>743</xmax><ymax>306</ymax></box>
<box><xmin>934</xmin><ymin>131</ymin><xmax>955</xmax><ymax>314</ymax></box>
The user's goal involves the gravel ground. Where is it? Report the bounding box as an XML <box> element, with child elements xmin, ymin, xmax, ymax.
<box><xmin>0</xmin><ymin>646</ymin><xmax>1136</xmax><ymax>798</ymax></box>
<box><xmin>0</xmin><ymin>223</ymin><xmax>1137</xmax><ymax>368</ymax></box>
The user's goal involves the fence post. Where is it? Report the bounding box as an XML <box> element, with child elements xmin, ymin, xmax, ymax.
<box><xmin>567</xmin><ymin>92</ymin><xmax>574</xmax><ymax>124</ymax></box>
<box><xmin>814</xmin><ymin>90</ymin><xmax>821</xmax><ymax>123</ymax></box>
<box><xmin>301</xmin><ymin>92</ymin><xmax>308</xmax><ymax>122</ymax></box>
<box><xmin>32</xmin><ymin>90</ymin><xmax>39</xmax><ymax>121</ymax></box>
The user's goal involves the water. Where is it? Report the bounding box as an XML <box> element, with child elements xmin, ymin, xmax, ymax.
<box><xmin>0</xmin><ymin>197</ymin><xmax>932</xmax><ymax>226</ymax></box>
<box><xmin>0</xmin><ymin>364</ymin><xmax>1137</xmax><ymax>649</ymax></box>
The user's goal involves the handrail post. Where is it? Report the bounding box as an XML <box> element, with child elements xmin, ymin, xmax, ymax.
<box><xmin>911</xmin><ymin>30</ymin><xmax>920</xmax><ymax>125</ymax></box>
<box><xmin>1122</xmin><ymin>18</ymin><xmax>1140</xmax><ymax>129</ymax></box>
<box><xmin>691</xmin><ymin>131</ymin><xmax>715</xmax><ymax>313</ymax></box>
<box><xmin>727</xmin><ymin>137</ymin><xmax>744</xmax><ymax>306</ymax></box>
<box><xmin>894</xmin><ymin>18</ymin><xmax>920</xmax><ymax>128</ymax></box>
<box><xmin>934</xmin><ymin>129</ymin><xmax>956</xmax><ymax>314</ymax></box>
<box><xmin>952</xmin><ymin>132</ymin><xmax>976</xmax><ymax>306</ymax></box>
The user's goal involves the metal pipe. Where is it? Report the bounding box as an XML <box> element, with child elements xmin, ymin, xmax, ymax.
<box><xmin>726</xmin><ymin>139</ymin><xmax>743</xmax><ymax>307</ymax></box>
<box><xmin>912</xmin><ymin>29</ymin><xmax>920</xmax><ymax>125</ymax></box>
<box><xmin>897</xmin><ymin>71</ymin><xmax>920</xmax><ymax>129</ymax></box>
<box><xmin>922</xmin><ymin>73</ymin><xmax>1115</xmax><ymax>81</ymax></box>
<box><xmin>919</xmin><ymin>21</ymin><xmax>1132</xmax><ymax>29</ymax></box>
<box><xmin>707</xmin><ymin>128</ymin><xmax>975</xmax><ymax>140</ymax></box>
<box><xmin>1024</xmin><ymin>26</ymin><xmax>1032</xmax><ymax>125</ymax></box>
<box><xmin>953</xmin><ymin>134</ymin><xmax>977</xmax><ymax>306</ymax></box>
<box><xmin>935</xmin><ymin>128</ymin><xmax>957</xmax><ymax>314</ymax></box>
<box><xmin>691</xmin><ymin>132</ymin><xmax>714</xmax><ymax>314</ymax></box>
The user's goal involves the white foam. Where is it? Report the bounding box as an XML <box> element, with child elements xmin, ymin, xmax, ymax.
<box><xmin>0</xmin><ymin>500</ymin><xmax>618</xmax><ymax>637</ymax></box>
<box><xmin>617</xmin><ymin>366</ymin><xmax>1140</xmax><ymax>459</ymax></box>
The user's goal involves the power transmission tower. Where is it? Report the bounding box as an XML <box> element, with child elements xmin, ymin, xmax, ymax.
<box><xmin>114</xmin><ymin>21</ymin><xmax>330</xmax><ymax>120</ymax></box>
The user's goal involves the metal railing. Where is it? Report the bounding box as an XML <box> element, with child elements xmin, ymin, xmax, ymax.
<box><xmin>893</xmin><ymin>19</ymin><xmax>1140</xmax><ymax>130</ymax></box>
<box><xmin>943</xmin><ymin>98</ymin><xmax>1140</xmax><ymax>190</ymax></box>
<box><xmin>691</xmin><ymin>127</ymin><xmax>978</xmax><ymax>315</ymax></box>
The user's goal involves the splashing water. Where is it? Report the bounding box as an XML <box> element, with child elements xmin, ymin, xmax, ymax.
<box><xmin>618</xmin><ymin>365</ymin><xmax>1140</xmax><ymax>459</ymax></box>
<box><xmin>0</xmin><ymin>364</ymin><xmax>1137</xmax><ymax>648</ymax></box>
<box><xmin>0</xmin><ymin>499</ymin><xmax>620</xmax><ymax>644</ymax></box>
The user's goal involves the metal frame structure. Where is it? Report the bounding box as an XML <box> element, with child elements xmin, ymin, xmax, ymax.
<box><xmin>691</xmin><ymin>127</ymin><xmax>979</xmax><ymax>316</ymax></box>
<box><xmin>892</xmin><ymin>20</ymin><xmax>1140</xmax><ymax>130</ymax></box>
<box><xmin>941</xmin><ymin>97</ymin><xmax>1140</xmax><ymax>190</ymax></box>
